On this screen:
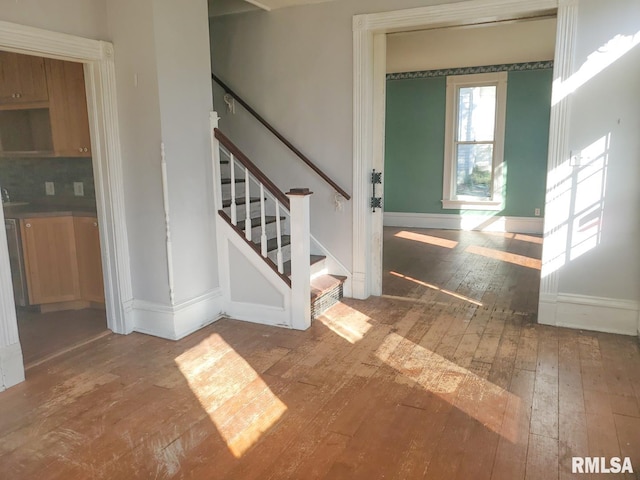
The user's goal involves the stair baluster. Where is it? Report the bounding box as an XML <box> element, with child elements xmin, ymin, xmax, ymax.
<box><xmin>244</xmin><ymin>167</ymin><xmax>251</xmax><ymax>241</ymax></box>
<box><xmin>230</xmin><ymin>154</ymin><xmax>237</xmax><ymax>226</ymax></box>
<box><xmin>259</xmin><ymin>184</ymin><xmax>268</xmax><ymax>258</ymax></box>
<box><xmin>275</xmin><ymin>201</ymin><xmax>283</xmax><ymax>274</ymax></box>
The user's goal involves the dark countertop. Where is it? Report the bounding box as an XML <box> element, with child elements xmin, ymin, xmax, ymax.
<box><xmin>3</xmin><ymin>204</ymin><xmax>97</xmax><ymax>220</ymax></box>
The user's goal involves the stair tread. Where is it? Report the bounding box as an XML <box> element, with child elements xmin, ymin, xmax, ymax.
<box><xmin>255</xmin><ymin>235</ymin><xmax>291</xmax><ymax>252</ymax></box>
<box><xmin>236</xmin><ymin>215</ymin><xmax>283</xmax><ymax>230</ymax></box>
<box><xmin>283</xmin><ymin>254</ymin><xmax>326</xmax><ymax>277</ymax></box>
<box><xmin>222</xmin><ymin>196</ymin><xmax>262</xmax><ymax>208</ymax></box>
<box><xmin>310</xmin><ymin>274</ymin><xmax>347</xmax><ymax>301</ymax></box>
<box><xmin>221</xmin><ymin>178</ymin><xmax>246</xmax><ymax>185</ymax></box>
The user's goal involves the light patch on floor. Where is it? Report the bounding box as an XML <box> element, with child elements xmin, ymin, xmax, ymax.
<box><xmin>317</xmin><ymin>303</ymin><xmax>373</xmax><ymax>344</ymax></box>
<box><xmin>390</xmin><ymin>271</ymin><xmax>483</xmax><ymax>306</ymax></box>
<box><xmin>174</xmin><ymin>335</ymin><xmax>287</xmax><ymax>458</ymax></box>
<box><xmin>465</xmin><ymin>245</ymin><xmax>542</xmax><ymax>270</ymax></box>
<box><xmin>395</xmin><ymin>230</ymin><xmax>459</xmax><ymax>249</ymax></box>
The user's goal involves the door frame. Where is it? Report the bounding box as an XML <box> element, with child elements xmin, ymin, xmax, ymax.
<box><xmin>0</xmin><ymin>20</ymin><xmax>134</xmax><ymax>389</ymax></box>
<box><xmin>351</xmin><ymin>0</ymin><xmax>575</xmax><ymax>310</ymax></box>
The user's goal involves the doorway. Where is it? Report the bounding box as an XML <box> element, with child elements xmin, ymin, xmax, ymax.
<box><xmin>351</xmin><ymin>0</ymin><xmax>574</xmax><ymax>318</ymax></box>
<box><xmin>0</xmin><ymin>51</ymin><xmax>111</xmax><ymax>368</ymax></box>
<box><xmin>381</xmin><ymin>18</ymin><xmax>554</xmax><ymax>311</ymax></box>
<box><xmin>0</xmin><ymin>21</ymin><xmax>133</xmax><ymax>389</ymax></box>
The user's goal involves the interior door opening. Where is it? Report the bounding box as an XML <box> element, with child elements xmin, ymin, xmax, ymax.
<box><xmin>0</xmin><ymin>50</ymin><xmax>109</xmax><ymax>369</ymax></box>
<box><xmin>380</xmin><ymin>16</ymin><xmax>555</xmax><ymax>318</ymax></box>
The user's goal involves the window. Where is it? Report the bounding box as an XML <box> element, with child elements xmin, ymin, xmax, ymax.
<box><xmin>442</xmin><ymin>72</ymin><xmax>507</xmax><ymax>210</ymax></box>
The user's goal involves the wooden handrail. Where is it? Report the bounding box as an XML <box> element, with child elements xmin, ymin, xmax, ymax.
<box><xmin>212</xmin><ymin>73</ymin><xmax>351</xmax><ymax>200</ymax></box>
<box><xmin>214</xmin><ymin>128</ymin><xmax>291</xmax><ymax>210</ymax></box>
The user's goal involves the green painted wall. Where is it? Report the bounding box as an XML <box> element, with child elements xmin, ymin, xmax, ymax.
<box><xmin>384</xmin><ymin>68</ymin><xmax>552</xmax><ymax>217</ymax></box>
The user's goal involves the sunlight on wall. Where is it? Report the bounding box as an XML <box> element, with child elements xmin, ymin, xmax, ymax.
<box><xmin>541</xmin><ymin>134</ymin><xmax>609</xmax><ymax>278</ymax></box>
<box><xmin>552</xmin><ymin>30</ymin><xmax>640</xmax><ymax>105</ymax></box>
<box><xmin>395</xmin><ymin>230</ymin><xmax>459</xmax><ymax>249</ymax></box>
<box><xmin>390</xmin><ymin>271</ymin><xmax>483</xmax><ymax>306</ymax></box>
<box><xmin>465</xmin><ymin>245</ymin><xmax>542</xmax><ymax>270</ymax></box>
<box><xmin>317</xmin><ymin>304</ymin><xmax>373</xmax><ymax>344</ymax></box>
<box><xmin>175</xmin><ymin>334</ymin><xmax>287</xmax><ymax>458</ymax></box>
<box><xmin>375</xmin><ymin>331</ymin><xmax>520</xmax><ymax>442</ymax></box>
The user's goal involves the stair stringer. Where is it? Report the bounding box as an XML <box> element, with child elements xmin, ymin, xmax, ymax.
<box><xmin>216</xmin><ymin>218</ymin><xmax>294</xmax><ymax>329</ymax></box>
<box><xmin>310</xmin><ymin>234</ymin><xmax>352</xmax><ymax>298</ymax></box>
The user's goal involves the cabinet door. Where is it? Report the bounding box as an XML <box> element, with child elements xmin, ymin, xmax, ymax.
<box><xmin>21</xmin><ymin>216</ymin><xmax>81</xmax><ymax>305</ymax></box>
<box><xmin>0</xmin><ymin>52</ymin><xmax>48</xmax><ymax>105</ymax></box>
<box><xmin>74</xmin><ymin>217</ymin><xmax>105</xmax><ymax>303</ymax></box>
<box><xmin>45</xmin><ymin>59</ymin><xmax>92</xmax><ymax>157</ymax></box>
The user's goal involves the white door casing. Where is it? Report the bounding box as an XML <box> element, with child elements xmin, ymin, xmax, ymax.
<box><xmin>352</xmin><ymin>0</ymin><xmax>572</xmax><ymax>303</ymax></box>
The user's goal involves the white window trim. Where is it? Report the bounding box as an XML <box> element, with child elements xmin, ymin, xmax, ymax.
<box><xmin>442</xmin><ymin>71</ymin><xmax>508</xmax><ymax>210</ymax></box>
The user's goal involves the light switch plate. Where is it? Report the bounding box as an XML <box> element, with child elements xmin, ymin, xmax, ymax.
<box><xmin>74</xmin><ymin>182</ymin><xmax>84</xmax><ymax>196</ymax></box>
<box><xmin>45</xmin><ymin>182</ymin><xmax>55</xmax><ymax>196</ymax></box>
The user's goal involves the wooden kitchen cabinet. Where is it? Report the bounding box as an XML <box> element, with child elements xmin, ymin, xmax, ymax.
<box><xmin>74</xmin><ymin>217</ymin><xmax>105</xmax><ymax>303</ymax></box>
<box><xmin>45</xmin><ymin>58</ymin><xmax>92</xmax><ymax>157</ymax></box>
<box><xmin>0</xmin><ymin>51</ymin><xmax>49</xmax><ymax>107</ymax></box>
<box><xmin>21</xmin><ymin>216</ymin><xmax>81</xmax><ymax>305</ymax></box>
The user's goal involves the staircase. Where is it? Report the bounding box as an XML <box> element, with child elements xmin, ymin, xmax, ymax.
<box><xmin>212</xmin><ymin>126</ymin><xmax>345</xmax><ymax>327</ymax></box>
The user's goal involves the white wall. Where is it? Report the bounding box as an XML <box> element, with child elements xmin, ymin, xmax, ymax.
<box><xmin>107</xmin><ymin>0</ymin><xmax>220</xmax><ymax>330</ymax></box>
<box><xmin>556</xmin><ymin>0</ymin><xmax>640</xmax><ymax>301</ymax></box>
<box><xmin>0</xmin><ymin>0</ymin><xmax>108</xmax><ymax>40</ymax></box>
<box><xmin>152</xmin><ymin>0</ymin><xmax>218</xmax><ymax>303</ymax></box>
<box><xmin>387</xmin><ymin>17</ymin><xmax>556</xmax><ymax>73</ymax></box>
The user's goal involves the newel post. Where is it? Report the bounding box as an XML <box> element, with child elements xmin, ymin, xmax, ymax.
<box><xmin>287</xmin><ymin>188</ymin><xmax>312</xmax><ymax>330</ymax></box>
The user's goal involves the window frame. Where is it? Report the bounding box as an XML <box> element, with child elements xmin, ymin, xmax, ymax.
<box><xmin>442</xmin><ymin>71</ymin><xmax>508</xmax><ymax>210</ymax></box>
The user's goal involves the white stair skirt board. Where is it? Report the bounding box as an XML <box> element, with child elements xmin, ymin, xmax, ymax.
<box><xmin>0</xmin><ymin>343</ymin><xmax>25</xmax><ymax>391</ymax></box>
<box><xmin>539</xmin><ymin>293</ymin><xmax>639</xmax><ymax>336</ymax></box>
<box><xmin>133</xmin><ymin>288</ymin><xmax>224</xmax><ymax>340</ymax></box>
<box><xmin>384</xmin><ymin>212</ymin><xmax>544</xmax><ymax>235</ymax></box>
<box><xmin>217</xmin><ymin>219</ymin><xmax>294</xmax><ymax>329</ymax></box>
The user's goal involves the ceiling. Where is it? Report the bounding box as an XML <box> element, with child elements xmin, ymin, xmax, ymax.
<box><xmin>208</xmin><ymin>0</ymin><xmax>341</xmax><ymax>17</ymax></box>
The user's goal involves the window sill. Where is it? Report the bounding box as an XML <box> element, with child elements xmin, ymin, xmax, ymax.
<box><xmin>441</xmin><ymin>199</ymin><xmax>503</xmax><ymax>211</ymax></box>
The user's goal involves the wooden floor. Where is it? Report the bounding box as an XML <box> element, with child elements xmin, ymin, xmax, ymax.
<box><xmin>17</xmin><ymin>307</ymin><xmax>108</xmax><ymax>368</ymax></box>
<box><xmin>1</xmin><ymin>228</ymin><xmax>639</xmax><ymax>479</ymax></box>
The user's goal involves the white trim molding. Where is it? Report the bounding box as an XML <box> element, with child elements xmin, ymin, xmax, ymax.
<box><xmin>0</xmin><ymin>343</ymin><xmax>24</xmax><ymax>392</ymax></box>
<box><xmin>538</xmin><ymin>0</ymin><xmax>579</xmax><ymax>324</ymax></box>
<box><xmin>384</xmin><ymin>212</ymin><xmax>543</xmax><ymax>235</ymax></box>
<box><xmin>539</xmin><ymin>293</ymin><xmax>639</xmax><ymax>336</ymax></box>
<box><xmin>0</xmin><ymin>21</ymin><xmax>134</xmax><ymax>387</ymax></box>
<box><xmin>353</xmin><ymin>0</ymin><xmax>560</xmax><ymax>300</ymax></box>
<box><xmin>133</xmin><ymin>289</ymin><xmax>224</xmax><ymax>341</ymax></box>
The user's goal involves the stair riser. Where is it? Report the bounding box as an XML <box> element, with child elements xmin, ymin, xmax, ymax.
<box><xmin>221</xmin><ymin>182</ymin><xmax>248</xmax><ymax>199</ymax></box>
<box><xmin>248</xmin><ymin>221</ymin><xmax>279</xmax><ymax>241</ymax></box>
<box><xmin>267</xmin><ymin>243</ymin><xmax>291</xmax><ymax>266</ymax></box>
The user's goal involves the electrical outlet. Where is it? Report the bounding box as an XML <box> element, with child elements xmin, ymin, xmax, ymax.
<box><xmin>45</xmin><ymin>182</ymin><xmax>55</xmax><ymax>196</ymax></box>
<box><xmin>534</xmin><ymin>208</ymin><xmax>541</xmax><ymax>217</ymax></box>
<box><xmin>74</xmin><ymin>182</ymin><xmax>84</xmax><ymax>196</ymax></box>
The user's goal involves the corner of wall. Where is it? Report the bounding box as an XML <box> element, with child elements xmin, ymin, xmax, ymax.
<box><xmin>132</xmin><ymin>288</ymin><xmax>224</xmax><ymax>340</ymax></box>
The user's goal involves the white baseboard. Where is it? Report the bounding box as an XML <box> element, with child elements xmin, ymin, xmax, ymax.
<box><xmin>0</xmin><ymin>342</ymin><xmax>25</xmax><ymax>391</ymax></box>
<box><xmin>384</xmin><ymin>212</ymin><xmax>544</xmax><ymax>234</ymax></box>
<box><xmin>133</xmin><ymin>288</ymin><xmax>224</xmax><ymax>340</ymax></box>
<box><xmin>539</xmin><ymin>293</ymin><xmax>639</xmax><ymax>336</ymax></box>
<box><xmin>225</xmin><ymin>300</ymin><xmax>292</xmax><ymax>329</ymax></box>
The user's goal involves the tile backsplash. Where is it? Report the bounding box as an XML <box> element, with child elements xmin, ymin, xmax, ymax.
<box><xmin>0</xmin><ymin>157</ymin><xmax>95</xmax><ymax>202</ymax></box>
